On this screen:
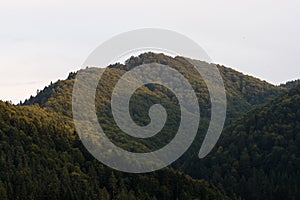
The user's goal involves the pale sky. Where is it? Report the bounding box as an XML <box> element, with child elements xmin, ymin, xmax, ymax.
<box><xmin>1</xmin><ymin>0</ymin><xmax>299</xmax><ymax>103</ymax></box>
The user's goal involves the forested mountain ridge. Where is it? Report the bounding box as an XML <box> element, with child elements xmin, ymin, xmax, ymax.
<box><xmin>280</xmin><ymin>79</ymin><xmax>300</xmax><ymax>89</ymax></box>
<box><xmin>21</xmin><ymin>53</ymin><xmax>287</xmax><ymax>161</ymax></box>
<box><xmin>23</xmin><ymin>53</ymin><xmax>285</xmax><ymax>122</ymax></box>
<box><xmin>0</xmin><ymin>100</ymin><xmax>231</xmax><ymax>199</ymax></box>
<box><xmin>183</xmin><ymin>85</ymin><xmax>300</xmax><ymax>200</ymax></box>
<box><xmin>1</xmin><ymin>53</ymin><xmax>297</xmax><ymax>199</ymax></box>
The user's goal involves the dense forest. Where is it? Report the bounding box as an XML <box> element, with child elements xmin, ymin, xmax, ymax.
<box><xmin>0</xmin><ymin>100</ymin><xmax>232</xmax><ymax>199</ymax></box>
<box><xmin>183</xmin><ymin>85</ymin><xmax>300</xmax><ymax>200</ymax></box>
<box><xmin>280</xmin><ymin>79</ymin><xmax>300</xmax><ymax>89</ymax></box>
<box><xmin>0</xmin><ymin>53</ymin><xmax>299</xmax><ymax>199</ymax></box>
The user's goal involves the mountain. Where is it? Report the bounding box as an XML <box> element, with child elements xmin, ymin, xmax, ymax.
<box><xmin>183</xmin><ymin>85</ymin><xmax>300</xmax><ymax>200</ymax></box>
<box><xmin>24</xmin><ymin>53</ymin><xmax>285</xmax><ymax>122</ymax></box>
<box><xmin>0</xmin><ymin>101</ymin><xmax>231</xmax><ymax>200</ymax></box>
<box><xmin>23</xmin><ymin>53</ymin><xmax>285</xmax><ymax>152</ymax></box>
<box><xmin>280</xmin><ymin>79</ymin><xmax>300</xmax><ymax>89</ymax></box>
<box><xmin>22</xmin><ymin>53</ymin><xmax>285</xmax><ymax>165</ymax></box>
<box><xmin>1</xmin><ymin>52</ymin><xmax>296</xmax><ymax>199</ymax></box>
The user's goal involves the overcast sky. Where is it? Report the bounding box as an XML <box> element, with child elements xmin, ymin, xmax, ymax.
<box><xmin>1</xmin><ymin>0</ymin><xmax>299</xmax><ymax>103</ymax></box>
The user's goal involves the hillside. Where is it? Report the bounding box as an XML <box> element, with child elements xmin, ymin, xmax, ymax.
<box><xmin>0</xmin><ymin>101</ymin><xmax>231</xmax><ymax>199</ymax></box>
<box><xmin>23</xmin><ymin>53</ymin><xmax>284</xmax><ymax>121</ymax></box>
<box><xmin>5</xmin><ymin>52</ymin><xmax>295</xmax><ymax>199</ymax></box>
<box><xmin>183</xmin><ymin>85</ymin><xmax>300</xmax><ymax>200</ymax></box>
<box><xmin>22</xmin><ymin>53</ymin><xmax>286</xmax><ymax>164</ymax></box>
<box><xmin>280</xmin><ymin>79</ymin><xmax>300</xmax><ymax>89</ymax></box>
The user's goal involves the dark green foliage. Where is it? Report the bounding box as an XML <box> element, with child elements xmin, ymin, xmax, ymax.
<box><xmin>280</xmin><ymin>79</ymin><xmax>300</xmax><ymax>89</ymax></box>
<box><xmin>4</xmin><ymin>53</ymin><xmax>296</xmax><ymax>199</ymax></box>
<box><xmin>22</xmin><ymin>53</ymin><xmax>285</xmax><ymax>155</ymax></box>
<box><xmin>0</xmin><ymin>101</ymin><xmax>230</xmax><ymax>199</ymax></box>
<box><xmin>23</xmin><ymin>79</ymin><xmax>74</xmax><ymax>118</ymax></box>
<box><xmin>23</xmin><ymin>53</ymin><xmax>285</xmax><ymax>122</ymax></box>
<box><xmin>0</xmin><ymin>180</ymin><xmax>8</xmax><ymax>200</ymax></box>
<box><xmin>183</xmin><ymin>85</ymin><xmax>300</xmax><ymax>200</ymax></box>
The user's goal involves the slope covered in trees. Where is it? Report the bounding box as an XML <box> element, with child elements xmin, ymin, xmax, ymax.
<box><xmin>22</xmin><ymin>53</ymin><xmax>286</xmax><ymax>166</ymax></box>
<box><xmin>0</xmin><ymin>101</ymin><xmax>231</xmax><ymax>199</ymax></box>
<box><xmin>23</xmin><ymin>53</ymin><xmax>284</xmax><ymax>122</ymax></box>
<box><xmin>280</xmin><ymin>79</ymin><xmax>300</xmax><ymax>89</ymax></box>
<box><xmin>183</xmin><ymin>85</ymin><xmax>300</xmax><ymax>200</ymax></box>
<box><xmin>3</xmin><ymin>53</ymin><xmax>296</xmax><ymax>199</ymax></box>
<box><xmin>22</xmin><ymin>53</ymin><xmax>285</xmax><ymax>153</ymax></box>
